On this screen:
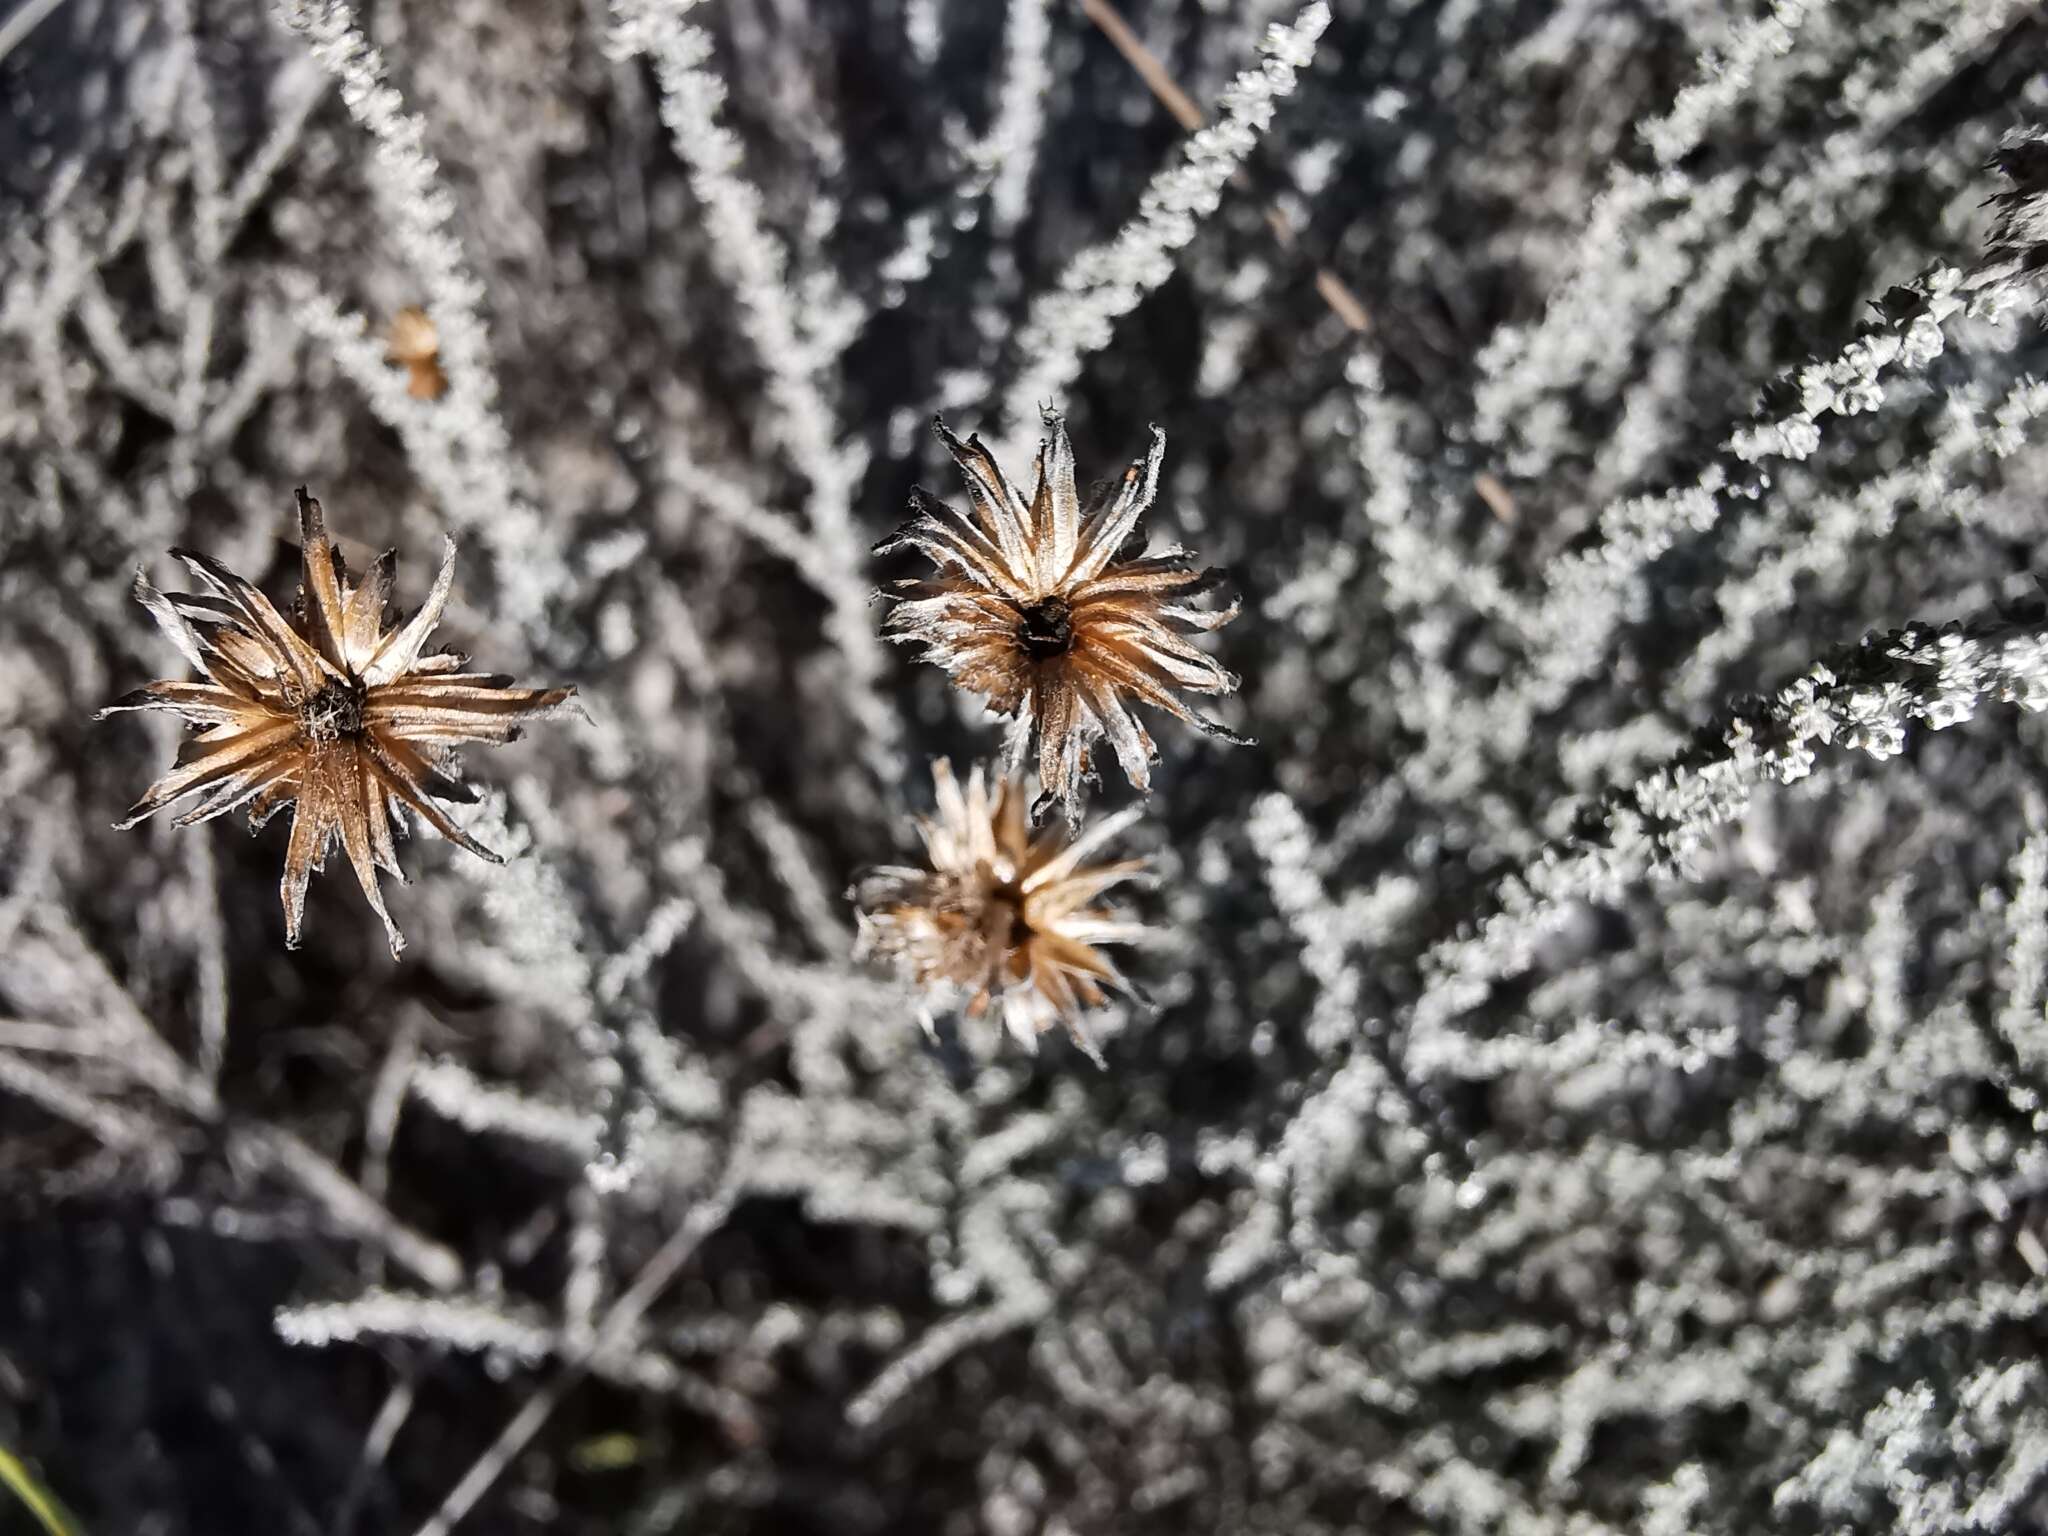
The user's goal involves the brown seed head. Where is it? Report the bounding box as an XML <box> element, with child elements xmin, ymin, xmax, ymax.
<box><xmin>98</xmin><ymin>486</ymin><xmax>576</xmax><ymax>957</ymax></box>
<box><xmin>875</xmin><ymin>409</ymin><xmax>1249</xmax><ymax>828</ymax></box>
<box><xmin>853</xmin><ymin>759</ymin><xmax>1154</xmax><ymax>1065</ymax></box>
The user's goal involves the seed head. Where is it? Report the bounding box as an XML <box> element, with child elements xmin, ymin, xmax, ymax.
<box><xmin>876</xmin><ymin>409</ymin><xmax>1250</xmax><ymax>828</ymax></box>
<box><xmin>853</xmin><ymin>759</ymin><xmax>1155</xmax><ymax>1066</ymax></box>
<box><xmin>99</xmin><ymin>487</ymin><xmax>576</xmax><ymax>957</ymax></box>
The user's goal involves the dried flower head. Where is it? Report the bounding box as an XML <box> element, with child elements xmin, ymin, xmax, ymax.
<box><xmin>99</xmin><ymin>488</ymin><xmax>575</xmax><ymax>957</ymax></box>
<box><xmin>877</xmin><ymin>410</ymin><xmax>1248</xmax><ymax>827</ymax></box>
<box><xmin>387</xmin><ymin>305</ymin><xmax>447</xmax><ymax>400</ymax></box>
<box><xmin>853</xmin><ymin>759</ymin><xmax>1154</xmax><ymax>1064</ymax></box>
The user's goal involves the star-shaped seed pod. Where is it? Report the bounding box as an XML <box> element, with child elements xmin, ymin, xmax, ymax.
<box><xmin>100</xmin><ymin>488</ymin><xmax>576</xmax><ymax>956</ymax></box>
<box><xmin>853</xmin><ymin>759</ymin><xmax>1155</xmax><ymax>1065</ymax></box>
<box><xmin>876</xmin><ymin>410</ymin><xmax>1249</xmax><ymax>827</ymax></box>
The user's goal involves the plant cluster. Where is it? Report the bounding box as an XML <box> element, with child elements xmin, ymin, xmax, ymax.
<box><xmin>3</xmin><ymin>3</ymin><xmax>2048</xmax><ymax>1535</ymax></box>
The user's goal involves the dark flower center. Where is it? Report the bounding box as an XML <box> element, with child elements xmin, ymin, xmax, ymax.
<box><xmin>989</xmin><ymin>878</ymin><xmax>1033</xmax><ymax>952</ymax></box>
<box><xmin>300</xmin><ymin>679</ymin><xmax>366</xmax><ymax>743</ymax></box>
<box><xmin>1016</xmin><ymin>595</ymin><xmax>1075</xmax><ymax>660</ymax></box>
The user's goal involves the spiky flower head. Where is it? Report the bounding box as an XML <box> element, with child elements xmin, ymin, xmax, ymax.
<box><xmin>853</xmin><ymin>759</ymin><xmax>1155</xmax><ymax>1065</ymax></box>
<box><xmin>877</xmin><ymin>410</ymin><xmax>1248</xmax><ymax>828</ymax></box>
<box><xmin>99</xmin><ymin>488</ymin><xmax>576</xmax><ymax>957</ymax></box>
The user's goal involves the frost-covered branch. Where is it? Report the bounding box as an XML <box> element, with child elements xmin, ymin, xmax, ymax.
<box><xmin>998</xmin><ymin>2</ymin><xmax>1329</xmax><ymax>441</ymax></box>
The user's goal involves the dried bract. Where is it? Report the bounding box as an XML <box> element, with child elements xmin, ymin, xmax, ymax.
<box><xmin>852</xmin><ymin>759</ymin><xmax>1155</xmax><ymax>1065</ymax></box>
<box><xmin>387</xmin><ymin>305</ymin><xmax>447</xmax><ymax>399</ymax></box>
<box><xmin>877</xmin><ymin>410</ymin><xmax>1247</xmax><ymax>826</ymax></box>
<box><xmin>100</xmin><ymin>488</ymin><xmax>576</xmax><ymax>956</ymax></box>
